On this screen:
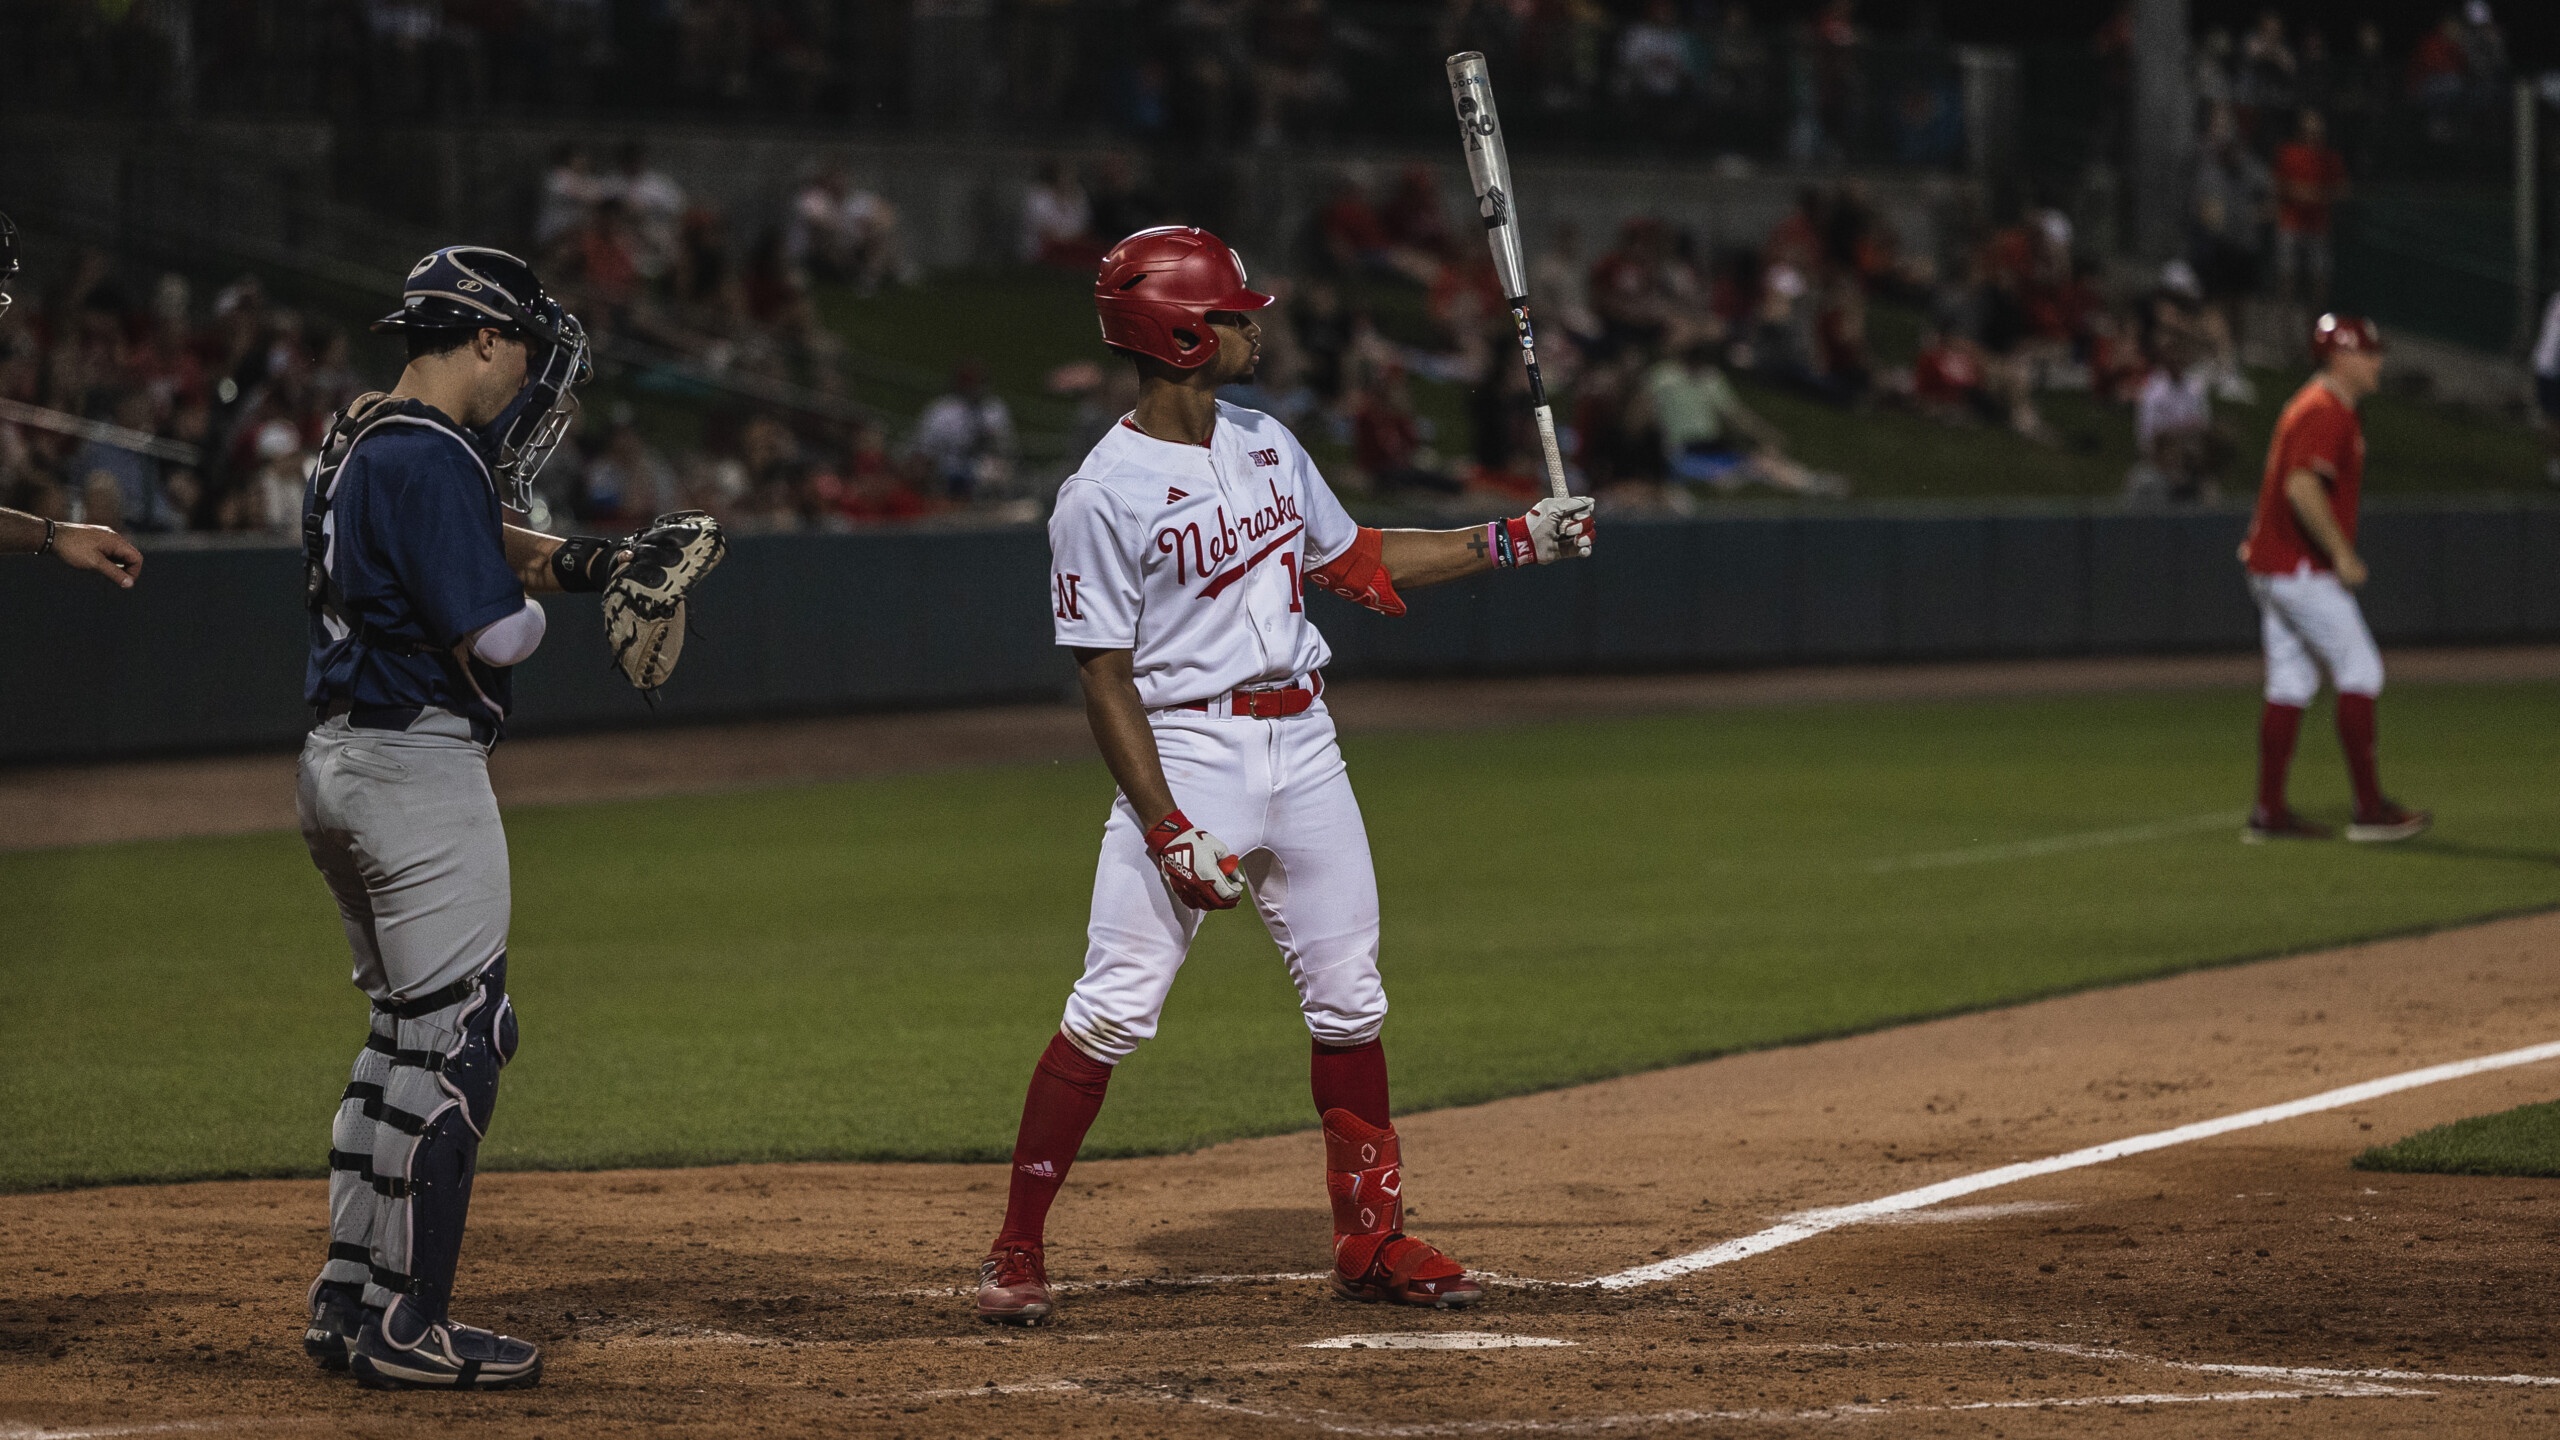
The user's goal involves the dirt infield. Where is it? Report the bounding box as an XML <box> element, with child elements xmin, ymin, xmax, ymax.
<box><xmin>12</xmin><ymin>645</ymin><xmax>2560</xmax><ymax>852</ymax></box>
<box><xmin>6</xmin><ymin>909</ymin><xmax>2558</xmax><ymax>1436</ymax></box>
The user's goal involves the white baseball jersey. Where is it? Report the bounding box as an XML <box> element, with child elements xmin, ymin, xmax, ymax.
<box><xmin>1049</xmin><ymin>401</ymin><xmax>1361</xmax><ymax>709</ymax></box>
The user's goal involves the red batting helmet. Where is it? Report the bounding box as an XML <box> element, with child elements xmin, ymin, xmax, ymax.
<box><xmin>2310</xmin><ymin>313</ymin><xmax>2384</xmax><ymax>363</ymax></box>
<box><xmin>1094</xmin><ymin>226</ymin><xmax>1274</xmax><ymax>369</ymax></box>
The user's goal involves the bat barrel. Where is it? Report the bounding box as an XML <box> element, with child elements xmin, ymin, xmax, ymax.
<box><xmin>1445</xmin><ymin>51</ymin><xmax>1527</xmax><ymax>299</ymax></box>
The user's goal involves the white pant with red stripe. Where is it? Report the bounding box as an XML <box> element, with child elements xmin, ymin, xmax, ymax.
<box><xmin>2250</xmin><ymin>563</ymin><xmax>2384</xmax><ymax>706</ymax></box>
<box><xmin>1059</xmin><ymin>698</ymin><xmax>1387</xmax><ymax>1064</ymax></box>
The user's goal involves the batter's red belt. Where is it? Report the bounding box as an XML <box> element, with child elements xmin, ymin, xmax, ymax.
<box><xmin>1178</xmin><ymin>671</ymin><xmax>1324</xmax><ymax>718</ymax></box>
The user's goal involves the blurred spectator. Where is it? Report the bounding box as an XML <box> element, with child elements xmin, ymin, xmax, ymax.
<box><xmin>1086</xmin><ymin>154</ymin><xmax>1161</xmax><ymax>245</ymax></box>
<box><xmin>237</xmin><ymin>418</ymin><xmax>310</xmax><ymax>534</ymax></box>
<box><xmin>2187</xmin><ymin>104</ymin><xmax>2268</xmax><ymax>378</ymax></box>
<box><xmin>2271</xmin><ymin>109</ymin><xmax>2348</xmax><ymax>311</ymax></box>
<box><xmin>1023</xmin><ymin>159</ymin><xmax>1101</xmax><ymax>270</ymax></box>
<box><xmin>600</xmin><ymin>140</ymin><xmax>687</xmax><ymax>283</ymax></box>
<box><xmin>68</xmin><ymin>392</ymin><xmax>173</xmax><ymax>531</ymax></box>
<box><xmin>2404</xmin><ymin>8</ymin><xmax>2472</xmax><ymax>139</ymax></box>
<box><xmin>1350</xmin><ymin>362</ymin><xmax>1457</xmax><ymax>497</ymax></box>
<box><xmin>2235</xmin><ymin>9</ymin><xmax>2297</xmax><ymax>122</ymax></box>
<box><xmin>1588</xmin><ymin>218</ymin><xmax>1704</xmax><ymax>358</ymax></box>
<box><xmin>788</xmin><ymin>163</ymin><xmax>912</xmax><ymax>293</ymax></box>
<box><xmin>821</xmin><ymin>423</ymin><xmax>933</xmax><ymax>525</ymax></box>
<box><xmin>579</xmin><ymin>415</ymin><xmax>681</xmax><ymax>523</ymax></box>
<box><xmin>2126</xmin><ymin>331</ymin><xmax>2228</xmax><ymax>505</ymax></box>
<box><xmin>1251</xmin><ymin>0</ymin><xmax>1347</xmax><ymax>149</ymax></box>
<box><xmin>1639</xmin><ymin>334</ymin><xmax>1845</xmax><ymax>498</ymax></box>
<box><xmin>2535</xmin><ymin>289</ymin><xmax>2560</xmax><ymax>487</ymax></box>
<box><xmin>911</xmin><ymin>362</ymin><xmax>1015</xmax><ymax>500</ymax></box>
<box><xmin>536</xmin><ymin>143</ymin><xmax>600</xmax><ymax>250</ymax></box>
<box><xmin>1531</xmin><ymin>223</ymin><xmax>1603</xmax><ymax>347</ymax></box>
<box><xmin>1613</xmin><ymin>0</ymin><xmax>1699</xmax><ymax>141</ymax></box>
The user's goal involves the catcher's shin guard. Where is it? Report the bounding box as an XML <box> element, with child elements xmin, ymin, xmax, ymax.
<box><xmin>366</xmin><ymin>959</ymin><xmax>518</xmax><ymax>1322</ymax></box>
<box><xmin>321</xmin><ymin>1010</ymin><xmax>398</xmax><ymax>1295</ymax></box>
<box><xmin>1322</xmin><ymin>1109</ymin><xmax>1482</xmax><ymax>1308</ymax></box>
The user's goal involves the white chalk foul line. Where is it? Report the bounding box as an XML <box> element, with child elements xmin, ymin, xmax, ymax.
<box><xmin>1303</xmin><ymin>1332</ymin><xmax>1576</xmax><ymax>1351</ymax></box>
<box><xmin>1866</xmin><ymin>812</ymin><xmax>2241</xmax><ymax>873</ymax></box>
<box><xmin>1597</xmin><ymin>1037</ymin><xmax>2560</xmax><ymax>1290</ymax></box>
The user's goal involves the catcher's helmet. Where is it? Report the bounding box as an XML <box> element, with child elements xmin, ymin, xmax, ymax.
<box><xmin>377</xmin><ymin>245</ymin><xmax>591</xmax><ymax>510</ymax></box>
<box><xmin>0</xmin><ymin>211</ymin><xmax>18</xmax><ymax>317</ymax></box>
<box><xmin>1094</xmin><ymin>226</ymin><xmax>1273</xmax><ymax>370</ymax></box>
<box><xmin>2310</xmin><ymin>312</ymin><xmax>2384</xmax><ymax>363</ymax></box>
<box><xmin>373</xmin><ymin>245</ymin><xmax>573</xmax><ymax>349</ymax></box>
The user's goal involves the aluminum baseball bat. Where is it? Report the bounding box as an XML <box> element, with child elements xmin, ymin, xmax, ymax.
<box><xmin>1446</xmin><ymin>50</ymin><xmax>1569</xmax><ymax>501</ymax></box>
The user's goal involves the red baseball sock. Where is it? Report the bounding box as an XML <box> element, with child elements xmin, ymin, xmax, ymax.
<box><xmin>2337</xmin><ymin>692</ymin><xmax>2384</xmax><ymax>816</ymax></box>
<box><xmin>993</xmin><ymin>1033</ymin><xmax>1113</xmax><ymax>1251</ymax></box>
<box><xmin>2256</xmin><ymin>702</ymin><xmax>2305</xmax><ymax>817</ymax></box>
<box><xmin>1311</xmin><ymin>1038</ymin><xmax>1390</xmax><ymax>1129</ymax></box>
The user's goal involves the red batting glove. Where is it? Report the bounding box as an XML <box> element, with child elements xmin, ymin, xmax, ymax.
<box><xmin>1145</xmin><ymin>808</ymin><xmax>1245</xmax><ymax>911</ymax></box>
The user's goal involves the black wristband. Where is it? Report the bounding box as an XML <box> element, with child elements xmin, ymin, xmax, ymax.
<box><xmin>37</xmin><ymin>518</ymin><xmax>57</xmax><ymax>556</ymax></box>
<box><xmin>549</xmin><ymin>534</ymin><xmax>616</xmax><ymax>592</ymax></box>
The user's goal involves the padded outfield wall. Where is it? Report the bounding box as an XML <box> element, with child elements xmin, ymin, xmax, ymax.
<box><xmin>4</xmin><ymin>501</ymin><xmax>2557</xmax><ymax>766</ymax></box>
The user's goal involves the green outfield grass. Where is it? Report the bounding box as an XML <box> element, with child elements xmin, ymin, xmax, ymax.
<box><xmin>2356</xmin><ymin>1101</ymin><xmax>2560</xmax><ymax>1178</ymax></box>
<box><xmin>5</xmin><ymin>682</ymin><xmax>2559</xmax><ymax>1192</ymax></box>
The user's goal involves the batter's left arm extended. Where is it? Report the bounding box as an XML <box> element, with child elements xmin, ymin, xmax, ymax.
<box><xmin>1379</xmin><ymin>495</ymin><xmax>1598</xmax><ymax>590</ymax></box>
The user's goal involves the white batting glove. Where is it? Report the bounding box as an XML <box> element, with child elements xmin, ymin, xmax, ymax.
<box><xmin>1485</xmin><ymin>496</ymin><xmax>1597</xmax><ymax>568</ymax></box>
<box><xmin>1144</xmin><ymin>808</ymin><xmax>1245</xmax><ymax>911</ymax></box>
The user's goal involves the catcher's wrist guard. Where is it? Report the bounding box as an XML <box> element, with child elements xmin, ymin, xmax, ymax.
<box><xmin>549</xmin><ymin>535</ymin><xmax>619</xmax><ymax>593</ymax></box>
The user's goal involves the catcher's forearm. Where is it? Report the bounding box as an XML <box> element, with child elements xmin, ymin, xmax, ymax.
<box><xmin>1378</xmin><ymin>527</ymin><xmax>1496</xmax><ymax>590</ymax></box>
<box><xmin>1073</xmin><ymin>647</ymin><xmax>1178</xmax><ymax>828</ymax></box>
<box><xmin>0</xmin><ymin>508</ymin><xmax>44</xmax><ymax>554</ymax></box>
<box><xmin>504</xmin><ymin>524</ymin><xmax>568</xmax><ymax>594</ymax></box>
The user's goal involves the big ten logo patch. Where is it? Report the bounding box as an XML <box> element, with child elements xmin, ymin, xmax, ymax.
<box><xmin>1053</xmin><ymin>572</ymin><xmax>1083</xmax><ymax>620</ymax></box>
<box><xmin>1249</xmin><ymin>448</ymin><xmax>1280</xmax><ymax>468</ymax></box>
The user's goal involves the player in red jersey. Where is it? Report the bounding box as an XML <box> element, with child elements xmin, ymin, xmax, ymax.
<box><xmin>2237</xmin><ymin>313</ymin><xmax>2428</xmax><ymax>844</ymax></box>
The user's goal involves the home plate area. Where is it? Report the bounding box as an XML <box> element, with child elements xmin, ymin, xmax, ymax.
<box><xmin>8</xmin><ymin>918</ymin><xmax>2560</xmax><ymax>1437</ymax></box>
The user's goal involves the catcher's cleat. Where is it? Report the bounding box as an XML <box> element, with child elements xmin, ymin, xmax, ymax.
<box><xmin>1322</xmin><ymin>1109</ymin><xmax>1484</xmax><ymax>1310</ymax></box>
<box><xmin>976</xmin><ymin>1243</ymin><xmax>1055</xmax><ymax>1325</ymax></box>
<box><xmin>349</xmin><ymin>1306</ymin><xmax>542</xmax><ymax>1391</ymax></box>
<box><xmin>303</xmin><ymin>1278</ymin><xmax>373</xmax><ymax>1372</ymax></box>
<box><xmin>2346</xmin><ymin>802</ymin><xmax>2431</xmax><ymax>844</ymax></box>
<box><xmin>2243</xmin><ymin>807</ymin><xmax>2333</xmax><ymax>843</ymax></box>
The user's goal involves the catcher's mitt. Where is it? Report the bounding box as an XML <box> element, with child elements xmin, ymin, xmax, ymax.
<box><xmin>601</xmin><ymin>510</ymin><xmax>727</xmax><ymax>689</ymax></box>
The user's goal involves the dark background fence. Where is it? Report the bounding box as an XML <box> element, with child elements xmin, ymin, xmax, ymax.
<box><xmin>6</xmin><ymin>501</ymin><xmax>2556</xmax><ymax>766</ymax></box>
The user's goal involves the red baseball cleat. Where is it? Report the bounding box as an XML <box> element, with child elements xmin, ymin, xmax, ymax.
<box><xmin>2346</xmin><ymin>802</ymin><xmax>2431</xmax><ymax>843</ymax></box>
<box><xmin>1333</xmin><ymin>1233</ymin><xmax>1484</xmax><ymax>1309</ymax></box>
<box><xmin>2243</xmin><ymin>807</ymin><xmax>2333</xmax><ymax>843</ymax></box>
<box><xmin>975</xmin><ymin>1243</ymin><xmax>1054</xmax><ymax>1325</ymax></box>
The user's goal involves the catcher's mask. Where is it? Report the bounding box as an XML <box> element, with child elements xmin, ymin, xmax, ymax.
<box><xmin>375</xmin><ymin>245</ymin><xmax>593</xmax><ymax>510</ymax></box>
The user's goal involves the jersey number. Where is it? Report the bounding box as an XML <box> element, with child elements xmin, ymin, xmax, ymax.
<box><xmin>1279</xmin><ymin>553</ymin><xmax>1304</xmax><ymax>612</ymax></box>
<box><xmin>1054</xmin><ymin>572</ymin><xmax>1083</xmax><ymax>621</ymax></box>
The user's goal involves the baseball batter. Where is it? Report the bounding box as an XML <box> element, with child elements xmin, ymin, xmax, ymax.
<box><xmin>976</xmin><ymin>226</ymin><xmax>1596</xmax><ymax>1324</ymax></box>
<box><xmin>296</xmin><ymin>246</ymin><xmax>720</xmax><ymax>1390</ymax></box>
<box><xmin>2238</xmin><ymin>313</ymin><xmax>2428</xmax><ymax>844</ymax></box>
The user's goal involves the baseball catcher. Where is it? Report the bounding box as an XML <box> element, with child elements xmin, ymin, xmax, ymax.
<box><xmin>975</xmin><ymin>226</ymin><xmax>1595</xmax><ymax>1325</ymax></box>
<box><xmin>296</xmin><ymin>245</ymin><xmax>717</xmax><ymax>1392</ymax></box>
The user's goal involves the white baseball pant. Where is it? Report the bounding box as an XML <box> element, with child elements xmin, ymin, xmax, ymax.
<box><xmin>2250</xmin><ymin>564</ymin><xmax>2384</xmax><ymax>706</ymax></box>
<box><xmin>1060</xmin><ymin>700</ymin><xmax>1387</xmax><ymax>1063</ymax></box>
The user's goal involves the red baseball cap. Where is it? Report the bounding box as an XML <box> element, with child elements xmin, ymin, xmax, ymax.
<box><xmin>2310</xmin><ymin>312</ymin><xmax>2384</xmax><ymax>362</ymax></box>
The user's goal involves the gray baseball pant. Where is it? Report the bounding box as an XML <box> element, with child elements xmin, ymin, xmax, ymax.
<box><xmin>299</xmin><ymin>709</ymin><xmax>517</xmax><ymax>1318</ymax></box>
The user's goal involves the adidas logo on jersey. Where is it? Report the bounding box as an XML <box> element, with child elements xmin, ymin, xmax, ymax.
<box><xmin>1165</xmin><ymin>487</ymin><xmax>1189</xmax><ymax>504</ymax></box>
